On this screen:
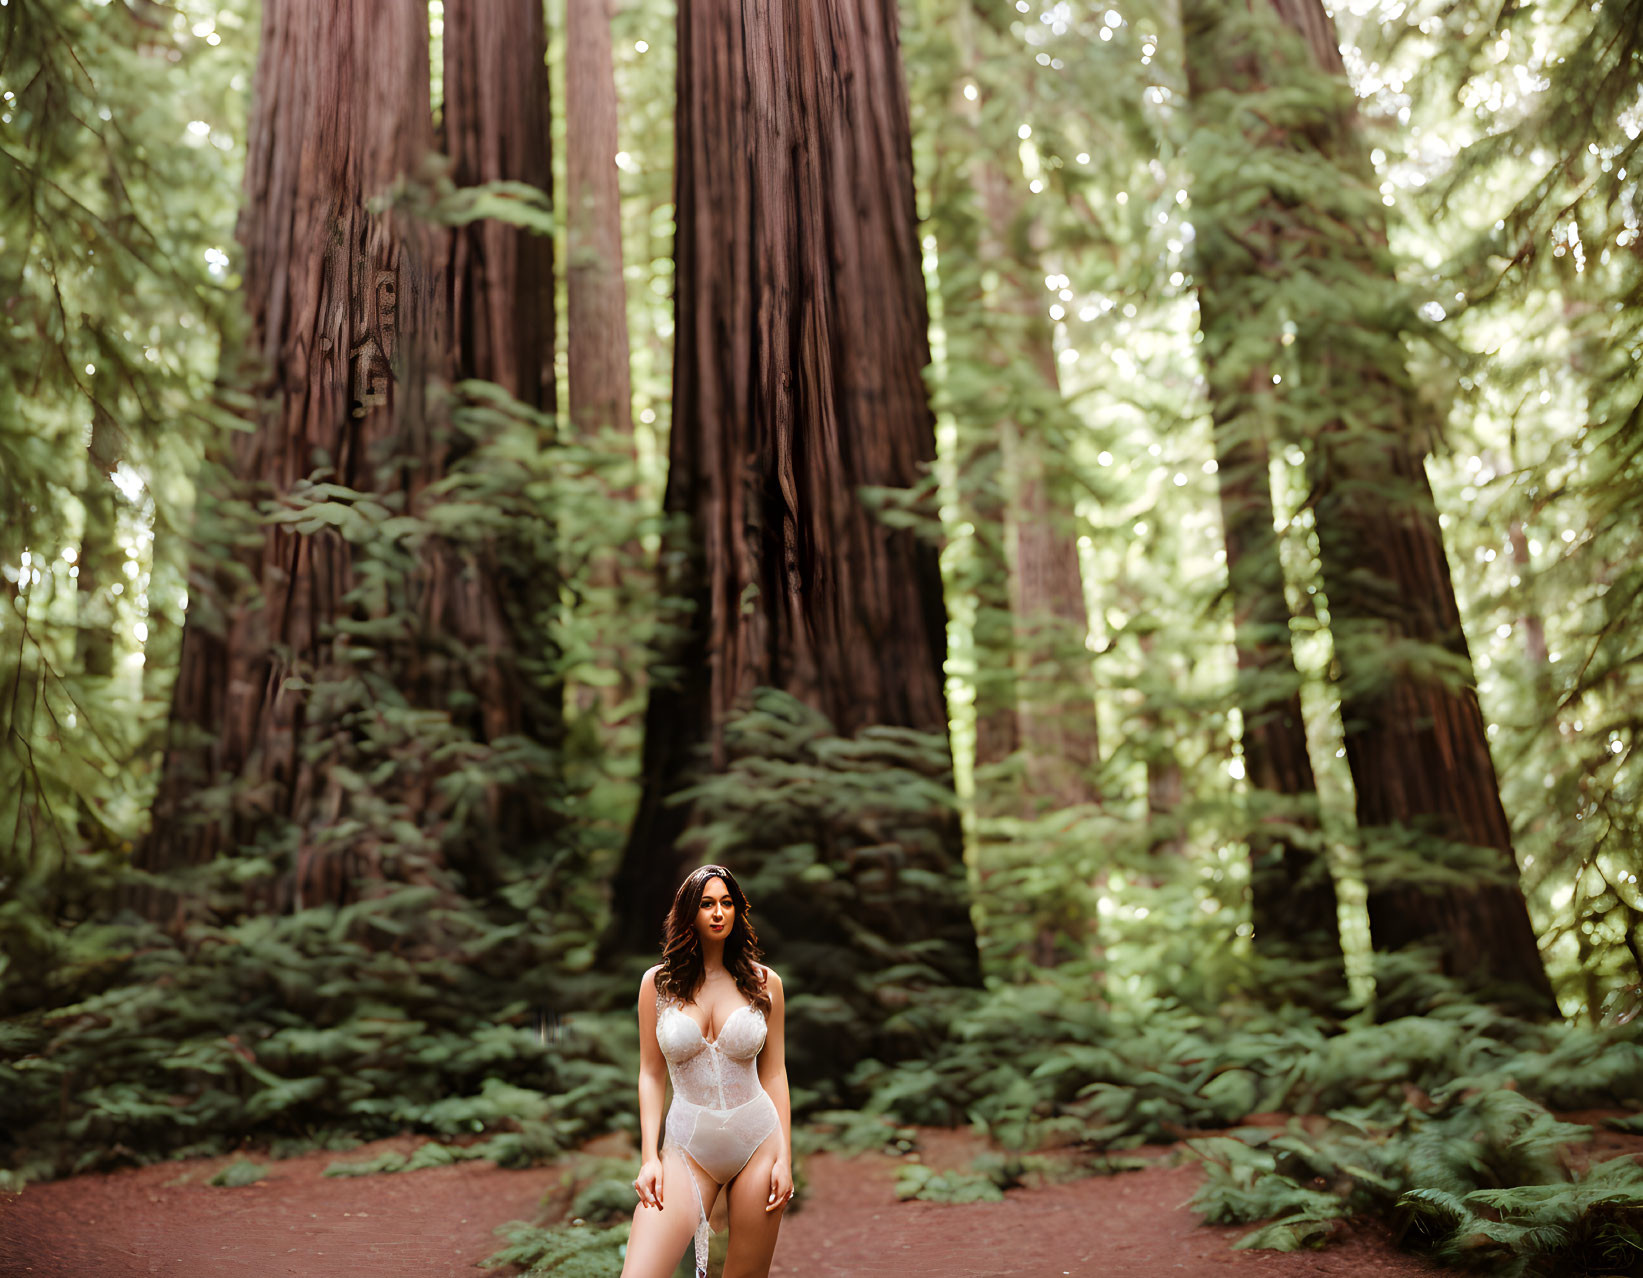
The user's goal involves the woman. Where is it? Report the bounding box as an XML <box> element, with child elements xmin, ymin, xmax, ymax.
<box><xmin>622</xmin><ymin>864</ymin><xmax>794</xmax><ymax>1278</ymax></box>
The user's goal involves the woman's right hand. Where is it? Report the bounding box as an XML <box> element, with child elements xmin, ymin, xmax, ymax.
<box><xmin>634</xmin><ymin>1157</ymin><xmax>664</xmax><ymax>1209</ymax></box>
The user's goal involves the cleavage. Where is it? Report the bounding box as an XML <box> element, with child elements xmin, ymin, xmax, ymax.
<box><xmin>681</xmin><ymin>994</ymin><xmax>749</xmax><ymax>1044</ymax></box>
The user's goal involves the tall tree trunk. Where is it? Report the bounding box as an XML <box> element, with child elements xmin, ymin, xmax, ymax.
<box><xmin>139</xmin><ymin>0</ymin><xmax>442</xmax><ymax>921</ymax></box>
<box><xmin>929</xmin><ymin>18</ymin><xmax>1099</xmax><ymax>968</ymax></box>
<box><xmin>1137</xmin><ymin>630</ymin><xmax>1188</xmax><ymax>860</ymax></box>
<box><xmin>443</xmin><ymin>1</ymin><xmax>556</xmax><ymax>413</ymax></box>
<box><xmin>1181</xmin><ymin>0</ymin><xmax>1555</xmax><ymax>1017</ymax></box>
<box><xmin>439</xmin><ymin>0</ymin><xmax>562</xmax><ymax>834</ymax></box>
<box><xmin>75</xmin><ymin>413</ymin><xmax>121</xmax><ymax>681</ymax></box>
<box><xmin>564</xmin><ymin>0</ymin><xmax>641</xmax><ymax>718</ymax></box>
<box><xmin>970</xmin><ymin>158</ymin><xmax>1100</xmax><ymax>811</ymax></box>
<box><xmin>931</xmin><ymin>4</ymin><xmax>1099</xmax><ymax>812</ymax></box>
<box><xmin>139</xmin><ymin>0</ymin><xmax>555</xmax><ymax>924</ymax></box>
<box><xmin>565</xmin><ymin>0</ymin><xmax>634</xmax><ymax>444</ymax></box>
<box><xmin>924</xmin><ymin>60</ymin><xmax>1018</xmax><ymax>784</ymax></box>
<box><xmin>606</xmin><ymin>0</ymin><xmax>979</xmax><ymax>993</ymax></box>
<box><xmin>1181</xmin><ymin>128</ymin><xmax>1346</xmax><ymax>992</ymax></box>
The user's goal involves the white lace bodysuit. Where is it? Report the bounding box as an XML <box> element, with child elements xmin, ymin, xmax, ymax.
<box><xmin>655</xmin><ymin>983</ymin><xmax>779</xmax><ymax>1278</ymax></box>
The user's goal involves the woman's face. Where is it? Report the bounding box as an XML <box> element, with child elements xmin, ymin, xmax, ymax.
<box><xmin>695</xmin><ymin>876</ymin><xmax>735</xmax><ymax>946</ymax></box>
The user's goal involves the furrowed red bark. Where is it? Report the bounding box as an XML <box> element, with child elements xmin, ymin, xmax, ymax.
<box><xmin>607</xmin><ymin>0</ymin><xmax>978</xmax><ymax>986</ymax></box>
<box><xmin>138</xmin><ymin>0</ymin><xmax>559</xmax><ymax>922</ymax></box>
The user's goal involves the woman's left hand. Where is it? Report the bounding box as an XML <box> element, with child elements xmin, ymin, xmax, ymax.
<box><xmin>766</xmin><ymin>1158</ymin><xmax>794</xmax><ymax>1212</ymax></box>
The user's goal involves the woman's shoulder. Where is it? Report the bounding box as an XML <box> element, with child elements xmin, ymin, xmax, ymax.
<box><xmin>754</xmin><ymin>962</ymin><xmax>782</xmax><ymax>991</ymax></box>
<box><xmin>640</xmin><ymin>964</ymin><xmax>663</xmax><ymax>997</ymax></box>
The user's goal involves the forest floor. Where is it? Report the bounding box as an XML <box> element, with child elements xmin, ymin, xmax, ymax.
<box><xmin>0</xmin><ymin>1119</ymin><xmax>1540</xmax><ymax>1278</ymax></box>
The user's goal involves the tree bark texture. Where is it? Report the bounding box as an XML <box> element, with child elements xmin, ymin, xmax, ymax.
<box><xmin>443</xmin><ymin>0</ymin><xmax>557</xmax><ymax>414</ymax></box>
<box><xmin>138</xmin><ymin>0</ymin><xmax>558</xmax><ymax>924</ymax></box>
<box><xmin>1181</xmin><ymin>0</ymin><xmax>1555</xmax><ymax>1016</ymax></box>
<box><xmin>566</xmin><ymin>0</ymin><xmax>634</xmax><ymax>443</ymax></box>
<box><xmin>564</xmin><ymin>0</ymin><xmax>643</xmax><ymax>718</ymax></box>
<box><xmin>436</xmin><ymin>0</ymin><xmax>563</xmax><ymax>826</ymax></box>
<box><xmin>608</xmin><ymin>0</ymin><xmax>977</xmax><ymax>987</ymax></box>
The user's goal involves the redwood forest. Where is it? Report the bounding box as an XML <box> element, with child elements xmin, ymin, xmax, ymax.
<box><xmin>3</xmin><ymin>0</ymin><xmax>1643</xmax><ymax>1274</ymax></box>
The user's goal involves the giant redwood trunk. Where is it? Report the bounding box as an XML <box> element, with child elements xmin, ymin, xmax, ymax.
<box><xmin>138</xmin><ymin>0</ymin><xmax>556</xmax><ymax>924</ymax></box>
<box><xmin>606</xmin><ymin>0</ymin><xmax>979</xmax><ymax>991</ymax></box>
<box><xmin>1182</xmin><ymin>0</ymin><xmax>1555</xmax><ymax>1017</ymax></box>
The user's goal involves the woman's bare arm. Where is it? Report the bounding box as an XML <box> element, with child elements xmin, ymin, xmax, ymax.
<box><xmin>637</xmin><ymin>966</ymin><xmax>668</xmax><ymax>1169</ymax></box>
<box><xmin>756</xmin><ymin>966</ymin><xmax>792</xmax><ymax>1165</ymax></box>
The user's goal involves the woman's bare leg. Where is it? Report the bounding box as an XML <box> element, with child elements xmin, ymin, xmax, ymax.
<box><xmin>720</xmin><ymin>1126</ymin><xmax>789</xmax><ymax>1278</ymax></box>
<box><xmin>619</xmin><ymin>1145</ymin><xmax>721</xmax><ymax>1278</ymax></box>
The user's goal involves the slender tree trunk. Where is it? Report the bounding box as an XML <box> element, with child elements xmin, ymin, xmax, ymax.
<box><xmin>606</xmin><ymin>0</ymin><xmax>979</xmax><ymax>990</ymax></box>
<box><xmin>970</xmin><ymin>511</ymin><xmax>1022</xmax><ymax>774</ymax></box>
<box><xmin>970</xmin><ymin>174</ymin><xmax>1100</xmax><ymax>811</ymax></box>
<box><xmin>140</xmin><ymin>0</ymin><xmax>555</xmax><ymax>923</ymax></box>
<box><xmin>1138</xmin><ymin>631</ymin><xmax>1187</xmax><ymax>859</ymax></box>
<box><xmin>924</xmin><ymin>66</ymin><xmax>1018</xmax><ymax>783</ymax></box>
<box><xmin>75</xmin><ymin>412</ymin><xmax>120</xmax><ymax>681</ymax></box>
<box><xmin>1183</xmin><ymin>146</ymin><xmax>1346</xmax><ymax>993</ymax></box>
<box><xmin>934</xmin><ymin>5</ymin><xmax>1099</xmax><ymax>811</ymax></box>
<box><xmin>1181</xmin><ymin>0</ymin><xmax>1555</xmax><ymax>1017</ymax></box>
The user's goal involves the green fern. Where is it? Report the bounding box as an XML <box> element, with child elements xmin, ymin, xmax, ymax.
<box><xmin>481</xmin><ymin>1220</ymin><xmax>630</xmax><ymax>1277</ymax></box>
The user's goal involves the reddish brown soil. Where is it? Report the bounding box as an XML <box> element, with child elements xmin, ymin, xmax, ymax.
<box><xmin>0</xmin><ymin>1133</ymin><xmax>562</xmax><ymax>1278</ymax></box>
<box><xmin>768</xmin><ymin>1129</ymin><xmax>1438</xmax><ymax>1278</ymax></box>
<box><xmin>0</xmin><ymin>1125</ymin><xmax>1444</xmax><ymax>1278</ymax></box>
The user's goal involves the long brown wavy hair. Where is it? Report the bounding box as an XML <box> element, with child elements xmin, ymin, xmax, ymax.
<box><xmin>656</xmin><ymin>864</ymin><xmax>772</xmax><ymax>1017</ymax></box>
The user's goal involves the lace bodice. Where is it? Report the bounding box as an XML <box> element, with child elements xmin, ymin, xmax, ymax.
<box><xmin>655</xmin><ymin>985</ymin><xmax>768</xmax><ymax>1110</ymax></box>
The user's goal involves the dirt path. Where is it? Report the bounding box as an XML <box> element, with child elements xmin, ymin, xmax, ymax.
<box><xmin>770</xmin><ymin>1138</ymin><xmax>1433</xmax><ymax>1278</ymax></box>
<box><xmin>0</xmin><ymin>1128</ymin><xmax>1438</xmax><ymax>1278</ymax></box>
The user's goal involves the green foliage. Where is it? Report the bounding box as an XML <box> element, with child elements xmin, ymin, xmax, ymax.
<box><xmin>0</xmin><ymin>0</ymin><xmax>250</xmax><ymax>1002</ymax></box>
<box><xmin>896</xmin><ymin>1145</ymin><xmax>1119</xmax><ymax>1202</ymax></box>
<box><xmin>572</xmin><ymin>1166</ymin><xmax>650</xmax><ymax>1226</ymax></box>
<box><xmin>675</xmin><ymin>690</ymin><xmax>979</xmax><ymax>1102</ymax></box>
<box><xmin>895</xmin><ymin>1161</ymin><xmax>1006</xmax><ymax>1203</ymax></box>
<box><xmin>798</xmin><ymin>1109</ymin><xmax>920</xmax><ymax>1156</ymax></box>
<box><xmin>7</xmin><ymin>19</ymin><xmax>1643</xmax><ymax>1278</ymax></box>
<box><xmin>1188</xmin><ymin>1134</ymin><xmax>1349</xmax><ymax>1245</ymax></box>
<box><xmin>0</xmin><ymin>879</ymin><xmax>635</xmax><ymax>1181</ymax></box>
<box><xmin>208</xmin><ymin>1157</ymin><xmax>270</xmax><ymax>1187</ymax></box>
<box><xmin>482</xmin><ymin>1219</ymin><xmax>630</xmax><ymax>1277</ymax></box>
<box><xmin>1185</xmin><ymin>1090</ymin><xmax>1643</xmax><ymax>1276</ymax></box>
<box><xmin>0</xmin><ymin>373</ymin><xmax>657</xmax><ymax>1182</ymax></box>
<box><xmin>1402</xmin><ymin>1155</ymin><xmax>1643</xmax><ymax>1276</ymax></box>
<box><xmin>854</xmin><ymin>965</ymin><xmax>1643</xmax><ymax>1160</ymax></box>
<box><xmin>324</xmin><ymin>1139</ymin><xmax>494</xmax><ymax>1177</ymax></box>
